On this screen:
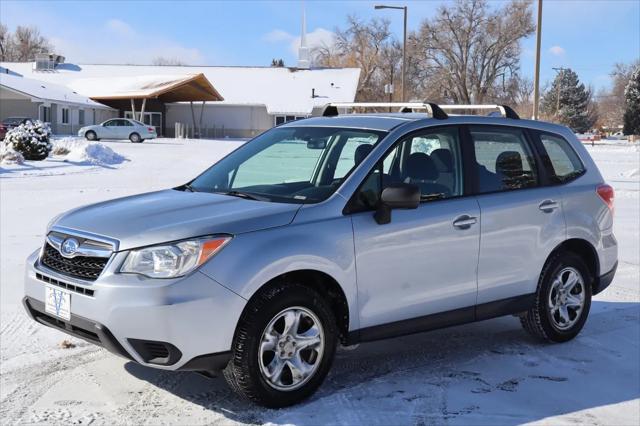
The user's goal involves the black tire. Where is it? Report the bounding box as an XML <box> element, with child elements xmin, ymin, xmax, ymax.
<box><xmin>85</xmin><ymin>130</ymin><xmax>98</xmax><ymax>141</ymax></box>
<box><xmin>129</xmin><ymin>132</ymin><xmax>141</xmax><ymax>143</ymax></box>
<box><xmin>223</xmin><ymin>281</ymin><xmax>337</xmax><ymax>407</ymax></box>
<box><xmin>520</xmin><ymin>252</ymin><xmax>592</xmax><ymax>342</ymax></box>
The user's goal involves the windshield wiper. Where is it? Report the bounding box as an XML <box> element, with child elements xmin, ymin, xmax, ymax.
<box><xmin>178</xmin><ymin>183</ymin><xmax>197</xmax><ymax>192</ymax></box>
<box><xmin>215</xmin><ymin>190</ymin><xmax>269</xmax><ymax>202</ymax></box>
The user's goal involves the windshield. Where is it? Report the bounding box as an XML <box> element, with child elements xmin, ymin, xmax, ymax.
<box><xmin>188</xmin><ymin>126</ymin><xmax>387</xmax><ymax>203</ymax></box>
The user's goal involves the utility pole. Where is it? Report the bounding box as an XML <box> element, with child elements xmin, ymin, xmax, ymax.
<box><xmin>532</xmin><ymin>0</ymin><xmax>543</xmax><ymax>120</ymax></box>
<box><xmin>375</xmin><ymin>4</ymin><xmax>408</xmax><ymax>102</ymax></box>
<box><xmin>552</xmin><ymin>67</ymin><xmax>567</xmax><ymax>115</ymax></box>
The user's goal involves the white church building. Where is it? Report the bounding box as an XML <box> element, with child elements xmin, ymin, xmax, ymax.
<box><xmin>0</xmin><ymin>15</ymin><xmax>359</xmax><ymax>138</ymax></box>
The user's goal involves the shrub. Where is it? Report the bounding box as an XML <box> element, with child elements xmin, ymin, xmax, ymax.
<box><xmin>0</xmin><ymin>143</ymin><xmax>25</xmax><ymax>165</ymax></box>
<box><xmin>2</xmin><ymin>120</ymin><xmax>52</xmax><ymax>160</ymax></box>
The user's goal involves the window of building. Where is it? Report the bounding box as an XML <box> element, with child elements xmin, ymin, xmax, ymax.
<box><xmin>539</xmin><ymin>133</ymin><xmax>585</xmax><ymax>183</ymax></box>
<box><xmin>39</xmin><ymin>105</ymin><xmax>51</xmax><ymax>123</ymax></box>
<box><xmin>274</xmin><ymin>115</ymin><xmax>307</xmax><ymax>126</ymax></box>
<box><xmin>470</xmin><ymin>126</ymin><xmax>538</xmax><ymax>193</ymax></box>
<box><xmin>78</xmin><ymin>110</ymin><xmax>85</xmax><ymax>126</ymax></box>
<box><xmin>61</xmin><ymin>108</ymin><xmax>69</xmax><ymax>124</ymax></box>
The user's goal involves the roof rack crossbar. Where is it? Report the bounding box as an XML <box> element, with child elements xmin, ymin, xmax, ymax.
<box><xmin>320</xmin><ymin>102</ymin><xmax>448</xmax><ymax>120</ymax></box>
<box><xmin>438</xmin><ymin>104</ymin><xmax>520</xmax><ymax>119</ymax></box>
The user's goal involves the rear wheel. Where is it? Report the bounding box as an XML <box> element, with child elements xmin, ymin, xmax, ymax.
<box><xmin>85</xmin><ymin>130</ymin><xmax>98</xmax><ymax>141</ymax></box>
<box><xmin>520</xmin><ymin>252</ymin><xmax>592</xmax><ymax>342</ymax></box>
<box><xmin>223</xmin><ymin>281</ymin><xmax>337</xmax><ymax>407</ymax></box>
<box><xmin>129</xmin><ymin>132</ymin><xmax>141</xmax><ymax>143</ymax></box>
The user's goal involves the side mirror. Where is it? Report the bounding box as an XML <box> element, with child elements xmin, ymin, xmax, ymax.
<box><xmin>374</xmin><ymin>183</ymin><xmax>420</xmax><ymax>225</ymax></box>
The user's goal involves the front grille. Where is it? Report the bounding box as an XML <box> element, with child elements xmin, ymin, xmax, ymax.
<box><xmin>28</xmin><ymin>306</ymin><xmax>100</xmax><ymax>342</ymax></box>
<box><xmin>41</xmin><ymin>243</ymin><xmax>109</xmax><ymax>281</ymax></box>
<box><xmin>36</xmin><ymin>272</ymin><xmax>95</xmax><ymax>297</ymax></box>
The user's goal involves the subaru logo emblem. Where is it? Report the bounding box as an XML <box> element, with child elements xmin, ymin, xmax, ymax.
<box><xmin>60</xmin><ymin>238</ymin><xmax>79</xmax><ymax>257</ymax></box>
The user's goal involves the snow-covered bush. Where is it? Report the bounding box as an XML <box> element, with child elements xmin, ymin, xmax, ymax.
<box><xmin>51</xmin><ymin>137</ymin><xmax>83</xmax><ymax>156</ymax></box>
<box><xmin>2</xmin><ymin>120</ymin><xmax>52</xmax><ymax>160</ymax></box>
<box><xmin>0</xmin><ymin>143</ymin><xmax>25</xmax><ymax>165</ymax></box>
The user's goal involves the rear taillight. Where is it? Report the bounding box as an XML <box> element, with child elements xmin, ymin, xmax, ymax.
<box><xmin>148</xmin><ymin>127</ymin><xmax>155</xmax><ymax>132</ymax></box>
<box><xmin>597</xmin><ymin>184</ymin><xmax>615</xmax><ymax>212</ymax></box>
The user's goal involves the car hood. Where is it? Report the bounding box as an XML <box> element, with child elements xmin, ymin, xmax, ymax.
<box><xmin>54</xmin><ymin>189</ymin><xmax>302</xmax><ymax>250</ymax></box>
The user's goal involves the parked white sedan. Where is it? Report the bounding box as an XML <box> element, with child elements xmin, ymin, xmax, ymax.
<box><xmin>78</xmin><ymin>118</ymin><xmax>156</xmax><ymax>143</ymax></box>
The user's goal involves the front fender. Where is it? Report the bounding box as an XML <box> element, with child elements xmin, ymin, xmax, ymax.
<box><xmin>199</xmin><ymin>214</ymin><xmax>358</xmax><ymax>331</ymax></box>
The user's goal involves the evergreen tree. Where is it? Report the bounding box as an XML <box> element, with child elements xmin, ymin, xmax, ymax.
<box><xmin>623</xmin><ymin>67</ymin><xmax>640</xmax><ymax>135</ymax></box>
<box><xmin>541</xmin><ymin>68</ymin><xmax>598</xmax><ymax>133</ymax></box>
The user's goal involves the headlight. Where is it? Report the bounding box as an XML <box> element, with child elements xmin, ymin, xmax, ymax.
<box><xmin>120</xmin><ymin>236</ymin><xmax>231</xmax><ymax>279</ymax></box>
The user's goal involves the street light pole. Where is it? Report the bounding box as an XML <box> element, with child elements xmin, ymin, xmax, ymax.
<box><xmin>532</xmin><ymin>0</ymin><xmax>543</xmax><ymax>120</ymax></box>
<box><xmin>375</xmin><ymin>4</ymin><xmax>408</xmax><ymax>102</ymax></box>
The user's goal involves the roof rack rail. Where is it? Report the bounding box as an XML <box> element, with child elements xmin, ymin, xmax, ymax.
<box><xmin>438</xmin><ymin>104</ymin><xmax>520</xmax><ymax>119</ymax></box>
<box><xmin>320</xmin><ymin>102</ymin><xmax>519</xmax><ymax>120</ymax></box>
<box><xmin>320</xmin><ymin>102</ymin><xmax>448</xmax><ymax>120</ymax></box>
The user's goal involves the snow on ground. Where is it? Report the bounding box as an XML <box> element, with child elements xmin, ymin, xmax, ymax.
<box><xmin>0</xmin><ymin>138</ymin><xmax>638</xmax><ymax>425</ymax></box>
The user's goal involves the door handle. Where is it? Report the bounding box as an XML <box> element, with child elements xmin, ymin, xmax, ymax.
<box><xmin>453</xmin><ymin>215</ymin><xmax>477</xmax><ymax>229</ymax></box>
<box><xmin>539</xmin><ymin>199</ymin><xmax>559</xmax><ymax>212</ymax></box>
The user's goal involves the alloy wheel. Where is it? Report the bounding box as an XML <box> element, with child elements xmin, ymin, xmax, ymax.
<box><xmin>258</xmin><ymin>306</ymin><xmax>325</xmax><ymax>391</ymax></box>
<box><xmin>548</xmin><ymin>267</ymin><xmax>586</xmax><ymax>330</ymax></box>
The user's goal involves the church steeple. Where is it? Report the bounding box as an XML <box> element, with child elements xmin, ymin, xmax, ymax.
<box><xmin>297</xmin><ymin>5</ymin><xmax>310</xmax><ymax>69</ymax></box>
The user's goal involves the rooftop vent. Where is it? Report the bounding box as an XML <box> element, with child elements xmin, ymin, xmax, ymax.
<box><xmin>34</xmin><ymin>53</ymin><xmax>65</xmax><ymax>72</ymax></box>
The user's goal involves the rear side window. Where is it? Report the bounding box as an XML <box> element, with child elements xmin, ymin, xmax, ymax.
<box><xmin>539</xmin><ymin>133</ymin><xmax>585</xmax><ymax>183</ymax></box>
<box><xmin>470</xmin><ymin>126</ymin><xmax>538</xmax><ymax>193</ymax></box>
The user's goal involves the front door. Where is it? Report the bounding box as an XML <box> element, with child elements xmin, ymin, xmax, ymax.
<box><xmin>100</xmin><ymin>119</ymin><xmax>122</xmax><ymax>139</ymax></box>
<box><xmin>350</xmin><ymin>126</ymin><xmax>480</xmax><ymax>335</ymax></box>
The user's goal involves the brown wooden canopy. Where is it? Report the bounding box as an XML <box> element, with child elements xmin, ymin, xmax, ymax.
<box><xmin>90</xmin><ymin>73</ymin><xmax>223</xmax><ymax>109</ymax></box>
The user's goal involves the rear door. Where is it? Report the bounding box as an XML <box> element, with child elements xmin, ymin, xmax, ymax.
<box><xmin>118</xmin><ymin>119</ymin><xmax>134</xmax><ymax>139</ymax></box>
<box><xmin>468</xmin><ymin>125</ymin><xmax>566</xmax><ymax>305</ymax></box>
<box><xmin>350</xmin><ymin>126</ymin><xmax>480</xmax><ymax>332</ymax></box>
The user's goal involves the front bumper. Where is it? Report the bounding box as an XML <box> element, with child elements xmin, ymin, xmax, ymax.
<box><xmin>23</xmin><ymin>249</ymin><xmax>244</xmax><ymax>371</ymax></box>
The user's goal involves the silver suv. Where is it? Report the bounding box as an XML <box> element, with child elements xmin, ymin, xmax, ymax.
<box><xmin>23</xmin><ymin>103</ymin><xmax>617</xmax><ymax>407</ymax></box>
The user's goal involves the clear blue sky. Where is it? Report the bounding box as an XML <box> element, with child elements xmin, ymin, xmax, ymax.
<box><xmin>1</xmin><ymin>0</ymin><xmax>638</xmax><ymax>91</ymax></box>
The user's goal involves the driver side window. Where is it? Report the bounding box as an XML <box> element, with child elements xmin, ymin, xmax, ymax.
<box><xmin>352</xmin><ymin>126</ymin><xmax>464</xmax><ymax>211</ymax></box>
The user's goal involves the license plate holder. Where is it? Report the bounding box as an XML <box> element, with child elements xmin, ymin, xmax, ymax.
<box><xmin>45</xmin><ymin>285</ymin><xmax>71</xmax><ymax>321</ymax></box>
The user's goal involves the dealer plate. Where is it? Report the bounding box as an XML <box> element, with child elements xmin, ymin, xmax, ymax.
<box><xmin>45</xmin><ymin>285</ymin><xmax>71</xmax><ymax>321</ymax></box>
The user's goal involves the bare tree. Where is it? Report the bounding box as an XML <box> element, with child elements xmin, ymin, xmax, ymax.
<box><xmin>314</xmin><ymin>16</ymin><xmax>400</xmax><ymax>101</ymax></box>
<box><xmin>10</xmin><ymin>26</ymin><xmax>52</xmax><ymax>61</ymax></box>
<box><xmin>410</xmin><ymin>0</ymin><xmax>534</xmax><ymax>104</ymax></box>
<box><xmin>151</xmin><ymin>56</ymin><xmax>186</xmax><ymax>66</ymax></box>
<box><xmin>597</xmin><ymin>60</ymin><xmax>640</xmax><ymax>129</ymax></box>
<box><xmin>0</xmin><ymin>23</ymin><xmax>9</xmax><ymax>62</ymax></box>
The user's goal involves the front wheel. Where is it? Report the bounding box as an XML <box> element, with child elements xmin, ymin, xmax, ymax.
<box><xmin>85</xmin><ymin>130</ymin><xmax>98</xmax><ymax>141</ymax></box>
<box><xmin>223</xmin><ymin>282</ymin><xmax>337</xmax><ymax>407</ymax></box>
<box><xmin>520</xmin><ymin>252</ymin><xmax>592</xmax><ymax>342</ymax></box>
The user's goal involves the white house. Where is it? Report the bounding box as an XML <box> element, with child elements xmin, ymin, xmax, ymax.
<box><xmin>0</xmin><ymin>14</ymin><xmax>360</xmax><ymax>138</ymax></box>
<box><xmin>0</xmin><ymin>71</ymin><xmax>116</xmax><ymax>134</ymax></box>
<box><xmin>0</xmin><ymin>61</ymin><xmax>360</xmax><ymax>138</ymax></box>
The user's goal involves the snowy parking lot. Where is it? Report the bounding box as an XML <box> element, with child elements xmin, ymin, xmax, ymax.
<box><xmin>1</xmin><ymin>138</ymin><xmax>638</xmax><ymax>425</ymax></box>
